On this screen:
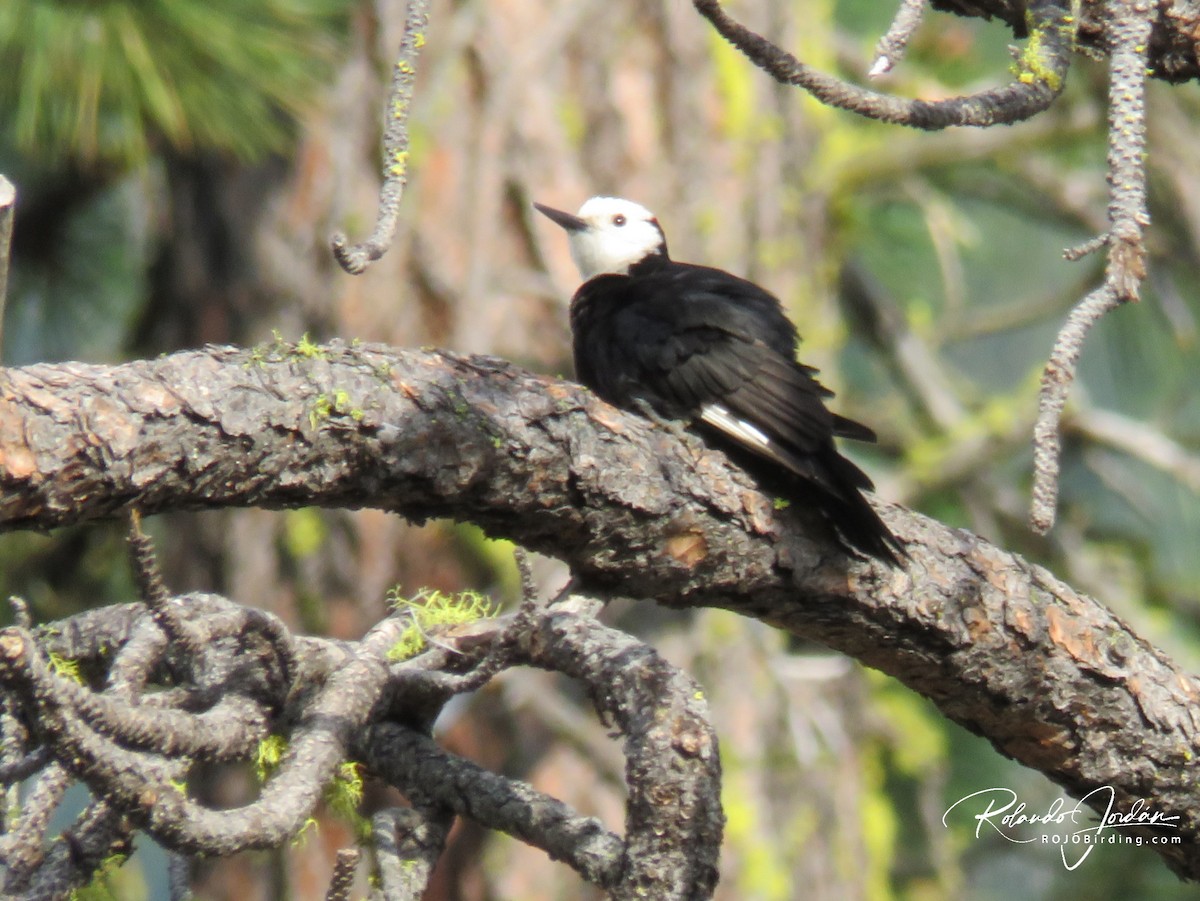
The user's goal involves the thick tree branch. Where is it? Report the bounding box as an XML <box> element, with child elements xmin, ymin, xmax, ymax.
<box><xmin>930</xmin><ymin>0</ymin><xmax>1200</xmax><ymax>82</ymax></box>
<box><xmin>1</xmin><ymin>344</ymin><xmax>1198</xmax><ymax>878</ymax></box>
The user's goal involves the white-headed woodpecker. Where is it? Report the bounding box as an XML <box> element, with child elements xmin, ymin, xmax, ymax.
<box><xmin>535</xmin><ymin>196</ymin><xmax>902</xmax><ymax>564</ymax></box>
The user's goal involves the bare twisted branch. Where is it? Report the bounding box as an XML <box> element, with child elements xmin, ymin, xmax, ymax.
<box><xmin>692</xmin><ymin>0</ymin><xmax>1076</xmax><ymax>129</ymax></box>
<box><xmin>331</xmin><ymin>0</ymin><xmax>431</xmax><ymax>273</ymax></box>
<box><xmin>1030</xmin><ymin>0</ymin><xmax>1154</xmax><ymax>533</ymax></box>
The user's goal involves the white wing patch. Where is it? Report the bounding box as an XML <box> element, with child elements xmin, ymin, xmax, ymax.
<box><xmin>700</xmin><ymin>404</ymin><xmax>771</xmax><ymax>452</ymax></box>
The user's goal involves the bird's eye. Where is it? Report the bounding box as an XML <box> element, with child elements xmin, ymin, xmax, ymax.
<box><xmin>612</xmin><ymin>214</ymin><xmax>626</xmax><ymax>227</ymax></box>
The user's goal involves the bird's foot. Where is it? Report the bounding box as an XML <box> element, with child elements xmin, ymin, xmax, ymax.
<box><xmin>631</xmin><ymin>397</ymin><xmax>703</xmax><ymax>462</ymax></box>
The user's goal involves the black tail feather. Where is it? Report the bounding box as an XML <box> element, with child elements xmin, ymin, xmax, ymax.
<box><xmin>817</xmin><ymin>449</ymin><xmax>904</xmax><ymax>565</ymax></box>
<box><xmin>820</xmin><ymin>484</ymin><xmax>904</xmax><ymax>565</ymax></box>
<box><xmin>715</xmin><ymin>439</ymin><xmax>904</xmax><ymax>565</ymax></box>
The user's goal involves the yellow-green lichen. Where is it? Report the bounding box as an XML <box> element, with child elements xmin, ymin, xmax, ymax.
<box><xmin>294</xmin><ymin>332</ymin><xmax>328</xmax><ymax>359</ymax></box>
<box><xmin>1011</xmin><ymin>4</ymin><xmax>1079</xmax><ymax>92</ymax></box>
<box><xmin>309</xmin><ymin>389</ymin><xmax>364</xmax><ymax>429</ymax></box>
<box><xmin>325</xmin><ymin>760</ymin><xmax>371</xmax><ymax>841</ymax></box>
<box><xmin>68</xmin><ymin>852</ymin><xmax>131</xmax><ymax>901</ymax></box>
<box><xmin>48</xmin><ymin>653</ymin><xmax>84</xmax><ymax>684</ymax></box>
<box><xmin>254</xmin><ymin>733</ymin><xmax>289</xmax><ymax>782</ymax></box>
<box><xmin>386</xmin><ymin>587</ymin><xmax>498</xmax><ymax>662</ymax></box>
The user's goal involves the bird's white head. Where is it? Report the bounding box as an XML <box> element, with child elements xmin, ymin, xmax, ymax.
<box><xmin>534</xmin><ymin>196</ymin><xmax>668</xmax><ymax>279</ymax></box>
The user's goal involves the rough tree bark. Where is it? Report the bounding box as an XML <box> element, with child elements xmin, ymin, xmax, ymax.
<box><xmin>1</xmin><ymin>342</ymin><xmax>1196</xmax><ymax>881</ymax></box>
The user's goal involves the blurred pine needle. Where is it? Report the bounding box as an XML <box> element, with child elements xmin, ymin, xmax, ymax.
<box><xmin>0</xmin><ymin>0</ymin><xmax>350</xmax><ymax>167</ymax></box>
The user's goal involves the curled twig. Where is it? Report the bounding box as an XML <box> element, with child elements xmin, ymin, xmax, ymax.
<box><xmin>0</xmin><ymin>764</ymin><xmax>70</xmax><ymax>890</ymax></box>
<box><xmin>362</xmin><ymin>600</ymin><xmax>723</xmax><ymax>899</ymax></box>
<box><xmin>0</xmin><ymin>609</ymin><xmax>409</xmax><ymax>858</ymax></box>
<box><xmin>0</xmin><ymin>746</ymin><xmax>50</xmax><ymax>785</ymax></box>
<box><xmin>331</xmin><ymin>0</ymin><xmax>430</xmax><ymax>273</ymax></box>
<box><xmin>519</xmin><ymin>607</ymin><xmax>724</xmax><ymax>899</ymax></box>
<box><xmin>1030</xmin><ymin>0</ymin><xmax>1153</xmax><ymax>533</ymax></box>
<box><xmin>4</xmin><ymin>632</ymin><xmax>268</xmax><ymax>759</ymax></box>
<box><xmin>1031</xmin><ymin>285</ymin><xmax>1122</xmax><ymax>531</ymax></box>
<box><xmin>127</xmin><ymin>510</ymin><xmax>205</xmax><ymax>664</ymax></box>
<box><xmin>870</xmin><ymin>0</ymin><xmax>928</xmax><ymax>77</ymax></box>
<box><xmin>325</xmin><ymin>848</ymin><xmax>361</xmax><ymax>901</ymax></box>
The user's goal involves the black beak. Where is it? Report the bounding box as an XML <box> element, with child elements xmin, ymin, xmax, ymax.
<box><xmin>533</xmin><ymin>202</ymin><xmax>587</xmax><ymax>233</ymax></box>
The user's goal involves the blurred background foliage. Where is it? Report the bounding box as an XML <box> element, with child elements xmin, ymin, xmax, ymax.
<box><xmin>0</xmin><ymin>0</ymin><xmax>350</xmax><ymax>168</ymax></box>
<box><xmin>2</xmin><ymin>0</ymin><xmax>1200</xmax><ymax>898</ymax></box>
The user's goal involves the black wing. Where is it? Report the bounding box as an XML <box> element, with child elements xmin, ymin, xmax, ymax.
<box><xmin>570</xmin><ymin>262</ymin><xmax>902</xmax><ymax>563</ymax></box>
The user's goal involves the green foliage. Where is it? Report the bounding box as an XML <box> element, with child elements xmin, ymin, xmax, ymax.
<box><xmin>1012</xmin><ymin>20</ymin><xmax>1066</xmax><ymax>90</ymax></box>
<box><xmin>722</xmin><ymin>767</ymin><xmax>793</xmax><ymax>900</ymax></box>
<box><xmin>282</xmin><ymin>509</ymin><xmax>328</xmax><ymax>560</ymax></box>
<box><xmin>1</xmin><ymin>524</ymin><xmax>145</xmax><ymax>628</ymax></box>
<box><xmin>69</xmin><ymin>852</ymin><xmax>135</xmax><ymax>901</ymax></box>
<box><xmin>861</xmin><ymin>675</ymin><xmax>949</xmax><ymax>900</ymax></box>
<box><xmin>257</xmin><ymin>740</ymin><xmax>368</xmax><ymax>852</ymax></box>
<box><xmin>0</xmin><ymin>0</ymin><xmax>350</xmax><ymax>168</ymax></box>
<box><xmin>846</xmin><ymin>161</ymin><xmax>1200</xmax><ymax>605</ymax></box>
<box><xmin>904</xmin><ymin>383</ymin><xmax>1037</xmax><ymax>486</ymax></box>
<box><xmin>709</xmin><ymin>31</ymin><xmax>758</xmax><ymax>146</ymax></box>
<box><xmin>448</xmin><ymin>522</ymin><xmax>522</xmax><ymax>600</ymax></box>
<box><xmin>858</xmin><ymin>751</ymin><xmax>899</xmax><ymax>901</ymax></box>
<box><xmin>386</xmin><ymin>586</ymin><xmax>498</xmax><ymax>662</ymax></box>
<box><xmin>867</xmin><ymin>673</ymin><xmax>948</xmax><ymax>779</ymax></box>
<box><xmin>248</xmin><ymin>329</ymin><xmax>332</xmax><ymax>368</ymax></box>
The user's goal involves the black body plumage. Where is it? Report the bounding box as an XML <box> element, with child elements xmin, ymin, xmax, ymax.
<box><xmin>536</xmin><ymin>198</ymin><xmax>902</xmax><ymax>564</ymax></box>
